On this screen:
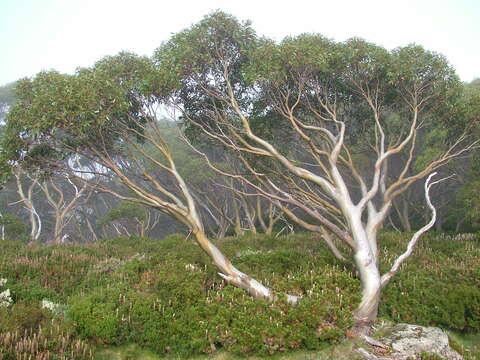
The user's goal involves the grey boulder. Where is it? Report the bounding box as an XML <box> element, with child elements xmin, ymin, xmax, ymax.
<box><xmin>380</xmin><ymin>323</ymin><xmax>462</xmax><ymax>360</ymax></box>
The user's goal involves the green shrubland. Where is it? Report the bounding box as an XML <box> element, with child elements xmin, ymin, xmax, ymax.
<box><xmin>0</xmin><ymin>232</ymin><xmax>478</xmax><ymax>358</ymax></box>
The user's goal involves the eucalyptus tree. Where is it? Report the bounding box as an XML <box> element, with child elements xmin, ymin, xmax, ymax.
<box><xmin>148</xmin><ymin>119</ymin><xmax>284</xmax><ymax>237</ymax></box>
<box><xmin>38</xmin><ymin>175</ymin><xmax>91</xmax><ymax>244</ymax></box>
<box><xmin>0</xmin><ymin>83</ymin><xmax>15</xmax><ymax>204</ymax></box>
<box><xmin>1</xmin><ymin>52</ymin><xmax>297</xmax><ymax>303</ymax></box>
<box><xmin>443</xmin><ymin>79</ymin><xmax>480</xmax><ymax>231</ymax></box>
<box><xmin>156</xmin><ymin>12</ymin><xmax>477</xmax><ymax>334</ymax></box>
<box><xmin>100</xmin><ymin>200</ymin><xmax>160</xmax><ymax>237</ymax></box>
<box><xmin>12</xmin><ymin>168</ymin><xmax>41</xmax><ymax>243</ymax></box>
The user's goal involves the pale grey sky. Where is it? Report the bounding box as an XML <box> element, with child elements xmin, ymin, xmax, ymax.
<box><xmin>1</xmin><ymin>0</ymin><xmax>479</xmax><ymax>86</ymax></box>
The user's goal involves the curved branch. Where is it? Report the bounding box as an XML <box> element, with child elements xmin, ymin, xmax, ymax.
<box><xmin>380</xmin><ymin>172</ymin><xmax>447</xmax><ymax>288</ymax></box>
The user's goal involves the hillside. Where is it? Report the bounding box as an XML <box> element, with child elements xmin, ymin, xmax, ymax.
<box><xmin>0</xmin><ymin>232</ymin><xmax>479</xmax><ymax>359</ymax></box>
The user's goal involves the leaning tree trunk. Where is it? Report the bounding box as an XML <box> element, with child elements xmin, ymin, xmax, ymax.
<box><xmin>192</xmin><ymin>229</ymin><xmax>298</xmax><ymax>303</ymax></box>
<box><xmin>93</xmin><ymin>149</ymin><xmax>301</xmax><ymax>305</ymax></box>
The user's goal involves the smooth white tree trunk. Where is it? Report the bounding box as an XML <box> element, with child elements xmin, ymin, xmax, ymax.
<box><xmin>353</xmin><ymin>250</ymin><xmax>381</xmax><ymax>332</ymax></box>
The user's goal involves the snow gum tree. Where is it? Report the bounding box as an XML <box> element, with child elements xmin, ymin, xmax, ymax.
<box><xmin>0</xmin><ymin>52</ymin><xmax>298</xmax><ymax>303</ymax></box>
<box><xmin>1</xmin><ymin>10</ymin><xmax>477</xmax><ymax>337</ymax></box>
<box><xmin>155</xmin><ymin>12</ymin><xmax>477</xmax><ymax>333</ymax></box>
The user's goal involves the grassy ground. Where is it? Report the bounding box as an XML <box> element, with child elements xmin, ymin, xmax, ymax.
<box><xmin>94</xmin><ymin>341</ymin><xmax>365</xmax><ymax>360</ymax></box>
<box><xmin>94</xmin><ymin>331</ymin><xmax>480</xmax><ymax>360</ymax></box>
<box><xmin>448</xmin><ymin>332</ymin><xmax>480</xmax><ymax>360</ymax></box>
<box><xmin>95</xmin><ymin>344</ymin><xmax>161</xmax><ymax>360</ymax></box>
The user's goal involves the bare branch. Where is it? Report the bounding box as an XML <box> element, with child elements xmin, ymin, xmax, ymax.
<box><xmin>380</xmin><ymin>172</ymin><xmax>450</xmax><ymax>287</ymax></box>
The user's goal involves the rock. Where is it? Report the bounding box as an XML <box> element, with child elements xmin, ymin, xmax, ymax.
<box><xmin>356</xmin><ymin>347</ymin><xmax>390</xmax><ymax>360</ymax></box>
<box><xmin>380</xmin><ymin>323</ymin><xmax>463</xmax><ymax>360</ymax></box>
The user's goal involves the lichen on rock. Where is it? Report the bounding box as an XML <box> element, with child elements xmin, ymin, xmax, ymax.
<box><xmin>381</xmin><ymin>323</ymin><xmax>462</xmax><ymax>360</ymax></box>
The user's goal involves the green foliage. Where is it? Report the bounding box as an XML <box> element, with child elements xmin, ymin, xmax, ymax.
<box><xmin>379</xmin><ymin>232</ymin><xmax>480</xmax><ymax>332</ymax></box>
<box><xmin>0</xmin><ymin>302</ymin><xmax>50</xmax><ymax>331</ymax></box>
<box><xmin>448</xmin><ymin>332</ymin><xmax>480</xmax><ymax>360</ymax></box>
<box><xmin>154</xmin><ymin>11</ymin><xmax>257</xmax><ymax>95</ymax></box>
<box><xmin>0</xmin><ymin>242</ymin><xmax>112</xmax><ymax>303</ymax></box>
<box><xmin>455</xmin><ymin>181</ymin><xmax>480</xmax><ymax>231</ymax></box>
<box><xmin>137</xmin><ymin>120</ymin><xmax>217</xmax><ymax>186</ymax></box>
<box><xmin>160</xmin><ymin>12</ymin><xmax>461</xmax><ymax>148</ymax></box>
<box><xmin>0</xmin><ymin>292</ymin><xmax>92</xmax><ymax>359</ymax></box>
<box><xmin>413</xmin><ymin>128</ymin><xmax>448</xmax><ymax>172</ymax></box>
<box><xmin>0</xmin><ymin>11</ymin><xmax>476</xmax><ymax>360</ymax></box>
<box><xmin>0</xmin><ymin>305</ymin><xmax>93</xmax><ymax>359</ymax></box>
<box><xmin>101</xmin><ymin>201</ymin><xmax>148</xmax><ymax>225</ymax></box>
<box><xmin>68</xmin><ymin>250</ymin><xmax>356</xmax><ymax>356</ymax></box>
<box><xmin>0</xmin><ymin>232</ymin><xmax>478</xmax><ymax>358</ymax></box>
<box><xmin>0</xmin><ymin>52</ymin><xmax>157</xmax><ymax>175</ymax></box>
<box><xmin>161</xmin><ymin>232</ymin><xmax>186</xmax><ymax>243</ymax></box>
<box><xmin>69</xmin><ymin>287</ymin><xmax>122</xmax><ymax>344</ymax></box>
